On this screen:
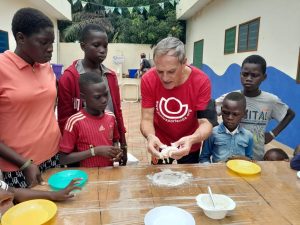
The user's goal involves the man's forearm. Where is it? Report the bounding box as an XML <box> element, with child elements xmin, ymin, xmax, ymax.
<box><xmin>189</xmin><ymin>119</ymin><xmax>212</xmax><ymax>145</ymax></box>
<box><xmin>140</xmin><ymin>119</ymin><xmax>156</xmax><ymax>139</ymax></box>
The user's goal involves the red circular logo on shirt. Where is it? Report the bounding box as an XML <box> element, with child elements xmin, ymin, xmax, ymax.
<box><xmin>158</xmin><ymin>97</ymin><xmax>188</xmax><ymax>119</ymax></box>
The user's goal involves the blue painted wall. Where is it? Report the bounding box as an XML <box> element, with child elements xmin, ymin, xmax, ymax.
<box><xmin>202</xmin><ymin>64</ymin><xmax>299</xmax><ymax>149</ymax></box>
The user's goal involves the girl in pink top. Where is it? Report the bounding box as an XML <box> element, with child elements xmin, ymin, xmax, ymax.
<box><xmin>0</xmin><ymin>8</ymin><xmax>61</xmax><ymax>188</ymax></box>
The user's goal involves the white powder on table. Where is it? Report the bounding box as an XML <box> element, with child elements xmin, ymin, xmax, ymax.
<box><xmin>147</xmin><ymin>169</ymin><xmax>192</xmax><ymax>187</ymax></box>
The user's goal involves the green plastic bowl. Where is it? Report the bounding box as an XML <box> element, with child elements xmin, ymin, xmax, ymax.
<box><xmin>48</xmin><ymin>170</ymin><xmax>88</xmax><ymax>191</ymax></box>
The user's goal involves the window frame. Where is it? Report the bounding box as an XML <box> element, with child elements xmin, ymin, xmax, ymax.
<box><xmin>237</xmin><ymin>17</ymin><xmax>260</xmax><ymax>53</ymax></box>
<box><xmin>193</xmin><ymin>39</ymin><xmax>204</xmax><ymax>69</ymax></box>
<box><xmin>296</xmin><ymin>48</ymin><xmax>300</xmax><ymax>84</ymax></box>
<box><xmin>0</xmin><ymin>30</ymin><xmax>9</xmax><ymax>53</ymax></box>
<box><xmin>224</xmin><ymin>26</ymin><xmax>236</xmax><ymax>55</ymax></box>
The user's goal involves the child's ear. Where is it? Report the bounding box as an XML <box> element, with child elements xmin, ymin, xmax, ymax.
<box><xmin>80</xmin><ymin>42</ymin><xmax>85</xmax><ymax>51</ymax></box>
<box><xmin>15</xmin><ymin>32</ymin><xmax>25</xmax><ymax>45</ymax></box>
<box><xmin>262</xmin><ymin>73</ymin><xmax>267</xmax><ymax>81</ymax></box>
<box><xmin>80</xmin><ymin>92</ymin><xmax>86</xmax><ymax>102</ymax></box>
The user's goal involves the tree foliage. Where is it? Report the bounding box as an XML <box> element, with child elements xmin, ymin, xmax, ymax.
<box><xmin>59</xmin><ymin>0</ymin><xmax>185</xmax><ymax>45</ymax></box>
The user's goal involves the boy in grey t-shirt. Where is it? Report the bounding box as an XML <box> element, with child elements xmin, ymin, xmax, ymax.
<box><xmin>216</xmin><ymin>55</ymin><xmax>295</xmax><ymax>160</ymax></box>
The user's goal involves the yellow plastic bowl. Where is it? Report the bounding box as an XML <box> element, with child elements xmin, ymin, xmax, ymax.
<box><xmin>1</xmin><ymin>199</ymin><xmax>57</xmax><ymax>225</ymax></box>
<box><xmin>226</xmin><ymin>159</ymin><xmax>261</xmax><ymax>175</ymax></box>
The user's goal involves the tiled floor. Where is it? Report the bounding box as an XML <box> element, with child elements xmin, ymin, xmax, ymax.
<box><xmin>122</xmin><ymin>102</ymin><xmax>151</xmax><ymax>165</ymax></box>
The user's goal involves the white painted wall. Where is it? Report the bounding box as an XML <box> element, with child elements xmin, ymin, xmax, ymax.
<box><xmin>0</xmin><ymin>0</ymin><xmax>71</xmax><ymax>63</ymax></box>
<box><xmin>183</xmin><ymin>0</ymin><xmax>300</xmax><ymax>78</ymax></box>
<box><xmin>59</xmin><ymin>43</ymin><xmax>153</xmax><ymax>77</ymax></box>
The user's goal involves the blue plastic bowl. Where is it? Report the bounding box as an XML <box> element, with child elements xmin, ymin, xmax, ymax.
<box><xmin>48</xmin><ymin>170</ymin><xmax>88</xmax><ymax>191</ymax></box>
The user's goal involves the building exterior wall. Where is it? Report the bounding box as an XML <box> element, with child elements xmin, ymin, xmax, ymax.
<box><xmin>179</xmin><ymin>0</ymin><xmax>300</xmax><ymax>149</ymax></box>
<box><xmin>184</xmin><ymin>0</ymin><xmax>300</xmax><ymax>78</ymax></box>
<box><xmin>0</xmin><ymin>0</ymin><xmax>71</xmax><ymax>63</ymax></box>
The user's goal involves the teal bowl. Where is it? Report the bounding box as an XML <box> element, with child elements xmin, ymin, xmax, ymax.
<box><xmin>48</xmin><ymin>170</ymin><xmax>88</xmax><ymax>191</ymax></box>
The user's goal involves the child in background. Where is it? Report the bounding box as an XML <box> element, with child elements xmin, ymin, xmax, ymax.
<box><xmin>59</xmin><ymin>72</ymin><xmax>123</xmax><ymax>167</ymax></box>
<box><xmin>139</xmin><ymin>53</ymin><xmax>151</xmax><ymax>77</ymax></box>
<box><xmin>263</xmin><ymin>148</ymin><xmax>289</xmax><ymax>161</ymax></box>
<box><xmin>290</xmin><ymin>145</ymin><xmax>300</xmax><ymax>170</ymax></box>
<box><xmin>199</xmin><ymin>92</ymin><xmax>253</xmax><ymax>163</ymax></box>
<box><xmin>216</xmin><ymin>55</ymin><xmax>295</xmax><ymax>160</ymax></box>
<box><xmin>58</xmin><ymin>24</ymin><xmax>127</xmax><ymax>165</ymax></box>
<box><xmin>0</xmin><ymin>178</ymin><xmax>80</xmax><ymax>217</ymax></box>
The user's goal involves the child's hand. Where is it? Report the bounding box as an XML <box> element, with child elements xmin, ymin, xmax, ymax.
<box><xmin>264</xmin><ymin>132</ymin><xmax>274</xmax><ymax>144</ymax></box>
<box><xmin>51</xmin><ymin>178</ymin><xmax>82</xmax><ymax>201</ymax></box>
<box><xmin>119</xmin><ymin>149</ymin><xmax>127</xmax><ymax>166</ymax></box>
<box><xmin>95</xmin><ymin>146</ymin><xmax>123</xmax><ymax>161</ymax></box>
<box><xmin>0</xmin><ymin>188</ymin><xmax>14</xmax><ymax>216</ymax></box>
<box><xmin>227</xmin><ymin>155</ymin><xmax>252</xmax><ymax>162</ymax></box>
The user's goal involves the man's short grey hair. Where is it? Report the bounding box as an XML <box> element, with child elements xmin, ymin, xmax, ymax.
<box><xmin>153</xmin><ymin>37</ymin><xmax>186</xmax><ymax>64</ymax></box>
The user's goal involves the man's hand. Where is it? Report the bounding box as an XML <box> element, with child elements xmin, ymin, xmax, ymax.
<box><xmin>170</xmin><ymin>136</ymin><xmax>193</xmax><ymax>160</ymax></box>
<box><xmin>51</xmin><ymin>178</ymin><xmax>82</xmax><ymax>201</ymax></box>
<box><xmin>23</xmin><ymin>164</ymin><xmax>43</xmax><ymax>188</ymax></box>
<box><xmin>95</xmin><ymin>146</ymin><xmax>123</xmax><ymax>162</ymax></box>
<box><xmin>146</xmin><ymin>134</ymin><xmax>164</xmax><ymax>159</ymax></box>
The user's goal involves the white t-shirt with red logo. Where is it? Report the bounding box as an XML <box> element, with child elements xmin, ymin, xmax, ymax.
<box><xmin>141</xmin><ymin>66</ymin><xmax>211</xmax><ymax>153</ymax></box>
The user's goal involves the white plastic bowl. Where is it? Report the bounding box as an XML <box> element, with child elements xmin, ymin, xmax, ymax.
<box><xmin>144</xmin><ymin>206</ymin><xmax>195</xmax><ymax>225</ymax></box>
<box><xmin>196</xmin><ymin>194</ymin><xmax>236</xmax><ymax>220</ymax></box>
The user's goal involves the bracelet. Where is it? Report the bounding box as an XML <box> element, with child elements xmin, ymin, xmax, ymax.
<box><xmin>269</xmin><ymin>131</ymin><xmax>276</xmax><ymax>139</ymax></box>
<box><xmin>20</xmin><ymin>159</ymin><xmax>33</xmax><ymax>171</ymax></box>
<box><xmin>121</xmin><ymin>145</ymin><xmax>128</xmax><ymax>150</ymax></box>
<box><xmin>0</xmin><ymin>180</ymin><xmax>9</xmax><ymax>191</ymax></box>
<box><xmin>90</xmin><ymin>145</ymin><xmax>95</xmax><ymax>156</ymax></box>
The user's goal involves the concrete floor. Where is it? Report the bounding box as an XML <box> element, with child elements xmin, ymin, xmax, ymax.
<box><xmin>122</xmin><ymin>102</ymin><xmax>151</xmax><ymax>165</ymax></box>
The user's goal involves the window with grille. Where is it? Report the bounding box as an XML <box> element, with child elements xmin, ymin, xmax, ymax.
<box><xmin>238</xmin><ymin>18</ymin><xmax>260</xmax><ymax>52</ymax></box>
<box><xmin>224</xmin><ymin>26</ymin><xmax>236</xmax><ymax>54</ymax></box>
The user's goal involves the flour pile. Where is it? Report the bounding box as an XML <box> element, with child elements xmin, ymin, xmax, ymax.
<box><xmin>147</xmin><ymin>169</ymin><xmax>192</xmax><ymax>187</ymax></box>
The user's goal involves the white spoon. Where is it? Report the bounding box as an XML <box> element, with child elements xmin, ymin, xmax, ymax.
<box><xmin>208</xmin><ymin>186</ymin><xmax>216</xmax><ymax>208</ymax></box>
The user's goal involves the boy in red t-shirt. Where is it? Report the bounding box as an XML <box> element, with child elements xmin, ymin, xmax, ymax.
<box><xmin>59</xmin><ymin>72</ymin><xmax>123</xmax><ymax>167</ymax></box>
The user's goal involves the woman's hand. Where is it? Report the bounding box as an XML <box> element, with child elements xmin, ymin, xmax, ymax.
<box><xmin>23</xmin><ymin>164</ymin><xmax>43</xmax><ymax>188</ymax></box>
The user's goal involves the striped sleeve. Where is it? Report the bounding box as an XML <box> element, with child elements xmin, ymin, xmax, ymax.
<box><xmin>59</xmin><ymin>112</ymin><xmax>85</xmax><ymax>153</ymax></box>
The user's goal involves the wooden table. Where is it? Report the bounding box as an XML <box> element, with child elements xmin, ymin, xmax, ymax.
<box><xmin>39</xmin><ymin>162</ymin><xmax>300</xmax><ymax>225</ymax></box>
